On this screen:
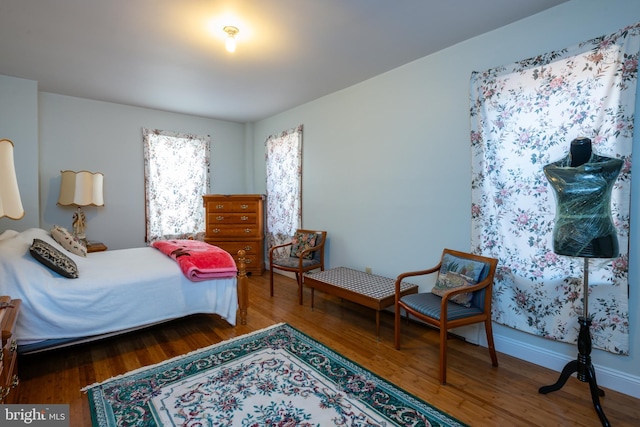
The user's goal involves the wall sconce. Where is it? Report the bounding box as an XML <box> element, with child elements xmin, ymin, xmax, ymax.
<box><xmin>223</xmin><ymin>26</ymin><xmax>239</xmax><ymax>53</ymax></box>
<box><xmin>57</xmin><ymin>170</ymin><xmax>104</xmax><ymax>243</ymax></box>
<box><xmin>0</xmin><ymin>139</ymin><xmax>24</xmax><ymax>220</ymax></box>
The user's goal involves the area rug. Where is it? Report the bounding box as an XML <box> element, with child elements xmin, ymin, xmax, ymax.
<box><xmin>85</xmin><ymin>323</ymin><xmax>467</xmax><ymax>427</ymax></box>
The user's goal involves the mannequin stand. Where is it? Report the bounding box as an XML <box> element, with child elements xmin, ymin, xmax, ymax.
<box><xmin>538</xmin><ymin>258</ymin><xmax>610</xmax><ymax>427</ymax></box>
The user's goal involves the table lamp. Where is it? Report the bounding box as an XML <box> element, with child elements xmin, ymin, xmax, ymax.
<box><xmin>57</xmin><ymin>170</ymin><xmax>104</xmax><ymax>243</ymax></box>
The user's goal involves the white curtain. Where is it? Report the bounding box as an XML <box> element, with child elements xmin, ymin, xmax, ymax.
<box><xmin>265</xmin><ymin>125</ymin><xmax>303</xmax><ymax>259</ymax></box>
<box><xmin>142</xmin><ymin>128</ymin><xmax>210</xmax><ymax>243</ymax></box>
<box><xmin>470</xmin><ymin>23</ymin><xmax>640</xmax><ymax>354</ymax></box>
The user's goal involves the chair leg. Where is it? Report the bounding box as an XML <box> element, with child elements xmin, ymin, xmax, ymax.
<box><xmin>270</xmin><ymin>267</ymin><xmax>275</xmax><ymax>297</ymax></box>
<box><xmin>485</xmin><ymin>319</ymin><xmax>499</xmax><ymax>367</ymax></box>
<box><xmin>439</xmin><ymin>327</ymin><xmax>448</xmax><ymax>385</ymax></box>
<box><xmin>295</xmin><ymin>273</ymin><xmax>303</xmax><ymax>305</ymax></box>
<box><xmin>394</xmin><ymin>307</ymin><xmax>402</xmax><ymax>350</ymax></box>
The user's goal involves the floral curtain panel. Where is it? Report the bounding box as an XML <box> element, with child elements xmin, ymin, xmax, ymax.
<box><xmin>142</xmin><ymin>128</ymin><xmax>210</xmax><ymax>243</ymax></box>
<box><xmin>265</xmin><ymin>125</ymin><xmax>303</xmax><ymax>258</ymax></box>
<box><xmin>470</xmin><ymin>23</ymin><xmax>640</xmax><ymax>354</ymax></box>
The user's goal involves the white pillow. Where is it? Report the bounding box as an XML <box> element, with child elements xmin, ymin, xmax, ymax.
<box><xmin>0</xmin><ymin>230</ymin><xmax>19</xmax><ymax>241</ymax></box>
<box><xmin>50</xmin><ymin>225</ymin><xmax>87</xmax><ymax>257</ymax></box>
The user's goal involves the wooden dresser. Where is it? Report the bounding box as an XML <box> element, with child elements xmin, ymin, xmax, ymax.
<box><xmin>203</xmin><ymin>194</ymin><xmax>265</xmax><ymax>275</ymax></box>
<box><xmin>0</xmin><ymin>296</ymin><xmax>20</xmax><ymax>403</ymax></box>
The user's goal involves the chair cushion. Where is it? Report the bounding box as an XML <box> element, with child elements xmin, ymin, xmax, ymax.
<box><xmin>431</xmin><ymin>253</ymin><xmax>486</xmax><ymax>307</ymax></box>
<box><xmin>290</xmin><ymin>232</ymin><xmax>318</xmax><ymax>259</ymax></box>
<box><xmin>401</xmin><ymin>292</ymin><xmax>483</xmax><ymax>321</ymax></box>
<box><xmin>272</xmin><ymin>256</ymin><xmax>322</xmax><ymax>269</ymax></box>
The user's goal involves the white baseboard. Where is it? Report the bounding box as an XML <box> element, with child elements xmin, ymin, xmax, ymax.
<box><xmin>494</xmin><ymin>333</ymin><xmax>640</xmax><ymax>399</ymax></box>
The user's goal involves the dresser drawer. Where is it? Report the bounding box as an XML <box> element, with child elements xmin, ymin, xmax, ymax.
<box><xmin>206</xmin><ymin>225</ymin><xmax>262</xmax><ymax>238</ymax></box>
<box><xmin>205</xmin><ymin>240</ymin><xmax>264</xmax><ymax>274</ymax></box>
<box><xmin>214</xmin><ymin>241</ymin><xmax>261</xmax><ymax>256</ymax></box>
<box><xmin>205</xmin><ymin>200</ymin><xmax>260</xmax><ymax>213</ymax></box>
<box><xmin>207</xmin><ymin>213</ymin><xmax>258</xmax><ymax>225</ymax></box>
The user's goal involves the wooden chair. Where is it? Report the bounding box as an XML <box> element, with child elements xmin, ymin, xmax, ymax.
<box><xmin>394</xmin><ymin>248</ymin><xmax>499</xmax><ymax>384</ymax></box>
<box><xmin>269</xmin><ymin>230</ymin><xmax>326</xmax><ymax>304</ymax></box>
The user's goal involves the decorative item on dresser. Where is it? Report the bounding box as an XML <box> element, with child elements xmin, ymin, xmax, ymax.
<box><xmin>203</xmin><ymin>194</ymin><xmax>265</xmax><ymax>275</ymax></box>
<box><xmin>0</xmin><ymin>296</ymin><xmax>21</xmax><ymax>403</ymax></box>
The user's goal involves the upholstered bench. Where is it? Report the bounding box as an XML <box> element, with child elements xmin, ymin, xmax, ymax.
<box><xmin>304</xmin><ymin>267</ymin><xmax>418</xmax><ymax>339</ymax></box>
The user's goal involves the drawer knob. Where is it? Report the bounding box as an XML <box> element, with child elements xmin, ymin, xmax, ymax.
<box><xmin>244</xmin><ymin>245</ymin><xmax>253</xmax><ymax>251</ymax></box>
<box><xmin>240</xmin><ymin>204</ymin><xmax>249</xmax><ymax>209</ymax></box>
<box><xmin>244</xmin><ymin>228</ymin><xmax>252</xmax><ymax>233</ymax></box>
<box><xmin>240</xmin><ymin>216</ymin><xmax>249</xmax><ymax>221</ymax></box>
<box><xmin>216</xmin><ymin>216</ymin><xmax>225</xmax><ymax>221</ymax></box>
<box><xmin>212</xmin><ymin>228</ymin><xmax>221</xmax><ymax>234</ymax></box>
<box><xmin>215</xmin><ymin>204</ymin><xmax>224</xmax><ymax>209</ymax></box>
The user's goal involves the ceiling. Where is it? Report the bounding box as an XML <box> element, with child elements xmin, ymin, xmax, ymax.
<box><xmin>0</xmin><ymin>0</ymin><xmax>568</xmax><ymax>123</ymax></box>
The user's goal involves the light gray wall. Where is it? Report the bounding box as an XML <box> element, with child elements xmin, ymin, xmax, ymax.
<box><xmin>38</xmin><ymin>93</ymin><xmax>246</xmax><ymax>249</ymax></box>
<box><xmin>251</xmin><ymin>0</ymin><xmax>640</xmax><ymax>397</ymax></box>
<box><xmin>0</xmin><ymin>75</ymin><xmax>39</xmax><ymax>231</ymax></box>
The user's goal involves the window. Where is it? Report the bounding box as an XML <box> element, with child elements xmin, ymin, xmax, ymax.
<box><xmin>142</xmin><ymin>128</ymin><xmax>210</xmax><ymax>242</ymax></box>
<box><xmin>265</xmin><ymin>125</ymin><xmax>303</xmax><ymax>257</ymax></box>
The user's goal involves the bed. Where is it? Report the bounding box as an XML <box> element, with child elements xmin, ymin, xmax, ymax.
<box><xmin>0</xmin><ymin>227</ymin><xmax>248</xmax><ymax>354</ymax></box>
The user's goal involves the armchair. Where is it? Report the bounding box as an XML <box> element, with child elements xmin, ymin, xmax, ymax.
<box><xmin>394</xmin><ymin>248</ymin><xmax>499</xmax><ymax>384</ymax></box>
<box><xmin>269</xmin><ymin>229</ymin><xmax>326</xmax><ymax>304</ymax></box>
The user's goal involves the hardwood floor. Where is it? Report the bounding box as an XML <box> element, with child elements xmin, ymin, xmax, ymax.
<box><xmin>17</xmin><ymin>273</ymin><xmax>640</xmax><ymax>426</ymax></box>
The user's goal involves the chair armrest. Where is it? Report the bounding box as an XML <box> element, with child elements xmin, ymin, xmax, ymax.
<box><xmin>299</xmin><ymin>244</ymin><xmax>322</xmax><ymax>258</ymax></box>
<box><xmin>269</xmin><ymin>241</ymin><xmax>293</xmax><ymax>256</ymax></box>
<box><xmin>394</xmin><ymin>264</ymin><xmax>441</xmax><ymax>296</ymax></box>
<box><xmin>439</xmin><ymin>275</ymin><xmax>493</xmax><ymax>315</ymax></box>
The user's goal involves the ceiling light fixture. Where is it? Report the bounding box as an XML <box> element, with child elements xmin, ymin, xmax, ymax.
<box><xmin>223</xmin><ymin>26</ymin><xmax>239</xmax><ymax>53</ymax></box>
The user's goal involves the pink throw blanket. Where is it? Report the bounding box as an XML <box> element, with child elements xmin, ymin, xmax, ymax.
<box><xmin>152</xmin><ymin>239</ymin><xmax>238</xmax><ymax>281</ymax></box>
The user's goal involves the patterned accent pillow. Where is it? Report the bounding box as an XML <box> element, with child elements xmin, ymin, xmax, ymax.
<box><xmin>289</xmin><ymin>232</ymin><xmax>318</xmax><ymax>259</ymax></box>
<box><xmin>430</xmin><ymin>254</ymin><xmax>486</xmax><ymax>307</ymax></box>
<box><xmin>51</xmin><ymin>225</ymin><xmax>87</xmax><ymax>257</ymax></box>
<box><xmin>29</xmin><ymin>238</ymin><xmax>79</xmax><ymax>278</ymax></box>
<box><xmin>431</xmin><ymin>271</ymin><xmax>476</xmax><ymax>306</ymax></box>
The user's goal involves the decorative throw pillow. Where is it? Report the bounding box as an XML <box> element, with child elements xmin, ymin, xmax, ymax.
<box><xmin>430</xmin><ymin>254</ymin><xmax>486</xmax><ymax>307</ymax></box>
<box><xmin>289</xmin><ymin>232</ymin><xmax>318</xmax><ymax>259</ymax></box>
<box><xmin>50</xmin><ymin>225</ymin><xmax>87</xmax><ymax>257</ymax></box>
<box><xmin>431</xmin><ymin>271</ymin><xmax>476</xmax><ymax>306</ymax></box>
<box><xmin>29</xmin><ymin>238</ymin><xmax>79</xmax><ymax>278</ymax></box>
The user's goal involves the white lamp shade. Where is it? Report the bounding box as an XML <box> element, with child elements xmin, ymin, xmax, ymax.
<box><xmin>0</xmin><ymin>139</ymin><xmax>25</xmax><ymax>220</ymax></box>
<box><xmin>58</xmin><ymin>170</ymin><xmax>104</xmax><ymax>206</ymax></box>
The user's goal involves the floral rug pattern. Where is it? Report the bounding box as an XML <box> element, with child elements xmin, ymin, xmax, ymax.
<box><xmin>86</xmin><ymin>324</ymin><xmax>466</xmax><ymax>427</ymax></box>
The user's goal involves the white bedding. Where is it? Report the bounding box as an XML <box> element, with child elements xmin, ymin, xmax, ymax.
<box><xmin>0</xmin><ymin>228</ymin><xmax>238</xmax><ymax>346</ymax></box>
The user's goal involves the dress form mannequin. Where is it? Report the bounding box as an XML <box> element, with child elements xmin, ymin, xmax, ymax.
<box><xmin>540</xmin><ymin>137</ymin><xmax>622</xmax><ymax>427</ymax></box>
<box><xmin>543</xmin><ymin>137</ymin><xmax>623</xmax><ymax>258</ymax></box>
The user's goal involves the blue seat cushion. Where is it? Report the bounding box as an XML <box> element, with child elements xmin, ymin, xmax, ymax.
<box><xmin>400</xmin><ymin>292</ymin><xmax>483</xmax><ymax>321</ymax></box>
